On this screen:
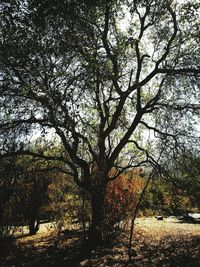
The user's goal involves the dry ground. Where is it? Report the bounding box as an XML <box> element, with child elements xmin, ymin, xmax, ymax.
<box><xmin>1</xmin><ymin>217</ymin><xmax>200</xmax><ymax>267</ymax></box>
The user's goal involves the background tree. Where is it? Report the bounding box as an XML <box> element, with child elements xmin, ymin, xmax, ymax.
<box><xmin>0</xmin><ymin>156</ymin><xmax>22</xmax><ymax>256</ymax></box>
<box><xmin>0</xmin><ymin>157</ymin><xmax>19</xmax><ymax>226</ymax></box>
<box><xmin>160</xmin><ymin>150</ymin><xmax>200</xmax><ymax>213</ymax></box>
<box><xmin>15</xmin><ymin>158</ymin><xmax>51</xmax><ymax>235</ymax></box>
<box><xmin>0</xmin><ymin>0</ymin><xmax>200</xmax><ymax>244</ymax></box>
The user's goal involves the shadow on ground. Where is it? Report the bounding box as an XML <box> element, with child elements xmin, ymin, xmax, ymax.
<box><xmin>1</xmin><ymin>227</ymin><xmax>200</xmax><ymax>267</ymax></box>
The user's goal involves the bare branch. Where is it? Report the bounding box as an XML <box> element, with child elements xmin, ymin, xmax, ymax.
<box><xmin>158</xmin><ymin>68</ymin><xmax>200</xmax><ymax>75</ymax></box>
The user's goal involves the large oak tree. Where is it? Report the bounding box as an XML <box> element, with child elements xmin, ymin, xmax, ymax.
<box><xmin>0</xmin><ymin>0</ymin><xmax>200</xmax><ymax>243</ymax></box>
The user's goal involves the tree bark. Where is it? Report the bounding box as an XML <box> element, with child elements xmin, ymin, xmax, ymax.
<box><xmin>88</xmin><ymin>187</ymin><xmax>106</xmax><ymax>247</ymax></box>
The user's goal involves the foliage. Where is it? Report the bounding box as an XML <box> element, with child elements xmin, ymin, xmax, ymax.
<box><xmin>141</xmin><ymin>177</ymin><xmax>199</xmax><ymax>216</ymax></box>
<box><xmin>105</xmin><ymin>168</ymin><xmax>144</xmax><ymax>232</ymax></box>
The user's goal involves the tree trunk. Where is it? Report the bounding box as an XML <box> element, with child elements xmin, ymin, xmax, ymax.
<box><xmin>81</xmin><ymin>192</ymin><xmax>87</xmax><ymax>241</ymax></box>
<box><xmin>28</xmin><ymin>217</ymin><xmax>40</xmax><ymax>235</ymax></box>
<box><xmin>88</xmin><ymin>188</ymin><xmax>106</xmax><ymax>247</ymax></box>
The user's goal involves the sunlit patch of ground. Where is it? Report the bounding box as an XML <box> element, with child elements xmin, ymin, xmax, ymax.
<box><xmin>135</xmin><ymin>216</ymin><xmax>200</xmax><ymax>236</ymax></box>
<box><xmin>129</xmin><ymin>217</ymin><xmax>200</xmax><ymax>267</ymax></box>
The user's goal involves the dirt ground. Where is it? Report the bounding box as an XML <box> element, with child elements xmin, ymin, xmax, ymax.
<box><xmin>1</xmin><ymin>217</ymin><xmax>200</xmax><ymax>267</ymax></box>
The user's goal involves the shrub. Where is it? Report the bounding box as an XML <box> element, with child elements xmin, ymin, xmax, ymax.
<box><xmin>104</xmin><ymin>168</ymin><xmax>144</xmax><ymax>235</ymax></box>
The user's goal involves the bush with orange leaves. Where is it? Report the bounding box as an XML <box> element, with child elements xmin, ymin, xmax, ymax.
<box><xmin>104</xmin><ymin>168</ymin><xmax>144</xmax><ymax>233</ymax></box>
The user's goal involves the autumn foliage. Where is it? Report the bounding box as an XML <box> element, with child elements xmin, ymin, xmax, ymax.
<box><xmin>104</xmin><ymin>168</ymin><xmax>144</xmax><ymax>231</ymax></box>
